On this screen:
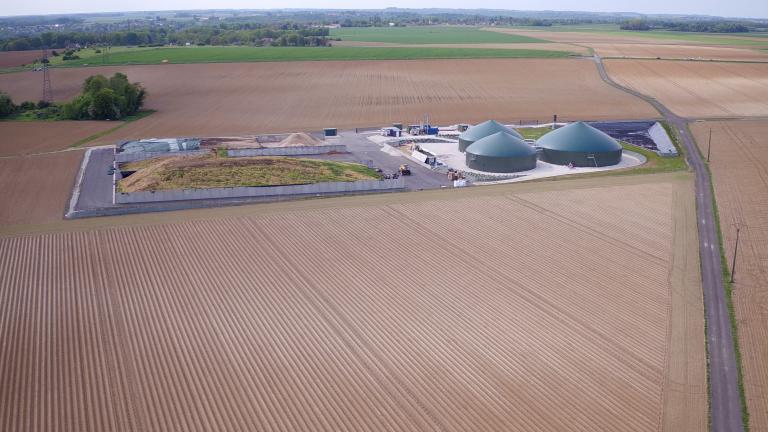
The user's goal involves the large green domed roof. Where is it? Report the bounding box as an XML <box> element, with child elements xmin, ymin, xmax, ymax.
<box><xmin>465</xmin><ymin>132</ymin><xmax>535</xmax><ymax>157</ymax></box>
<box><xmin>537</xmin><ymin>122</ymin><xmax>621</xmax><ymax>153</ymax></box>
<box><xmin>459</xmin><ymin>120</ymin><xmax>522</xmax><ymax>142</ymax></box>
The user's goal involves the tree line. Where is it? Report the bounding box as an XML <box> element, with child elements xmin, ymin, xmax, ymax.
<box><xmin>620</xmin><ymin>19</ymin><xmax>751</xmax><ymax>33</ymax></box>
<box><xmin>1</xmin><ymin>25</ymin><xmax>330</xmax><ymax>51</ymax></box>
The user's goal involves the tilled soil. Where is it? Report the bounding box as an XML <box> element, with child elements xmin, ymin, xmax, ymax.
<box><xmin>593</xmin><ymin>43</ymin><xmax>768</xmax><ymax>62</ymax></box>
<box><xmin>0</xmin><ymin>50</ymin><xmax>40</xmax><ymax>68</ymax></box>
<box><xmin>0</xmin><ymin>150</ymin><xmax>83</xmax><ymax>226</ymax></box>
<box><xmin>0</xmin><ymin>59</ymin><xmax>657</xmax><ymax>142</ymax></box>
<box><xmin>606</xmin><ymin>59</ymin><xmax>768</xmax><ymax>118</ymax></box>
<box><xmin>1</xmin><ymin>121</ymin><xmax>119</xmax><ymax>157</ymax></box>
<box><xmin>0</xmin><ymin>173</ymin><xmax>706</xmax><ymax>431</ymax></box>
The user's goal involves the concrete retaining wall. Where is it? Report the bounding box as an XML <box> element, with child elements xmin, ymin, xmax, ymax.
<box><xmin>116</xmin><ymin>178</ymin><xmax>404</xmax><ymax>204</ymax></box>
<box><xmin>115</xmin><ymin>149</ymin><xmax>209</xmax><ymax>163</ymax></box>
<box><xmin>227</xmin><ymin>145</ymin><xmax>346</xmax><ymax>157</ymax></box>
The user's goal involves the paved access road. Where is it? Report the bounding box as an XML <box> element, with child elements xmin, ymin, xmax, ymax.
<box><xmin>75</xmin><ymin>147</ymin><xmax>116</xmax><ymax>211</ymax></box>
<box><xmin>594</xmin><ymin>55</ymin><xmax>744</xmax><ymax>432</ymax></box>
<box><xmin>341</xmin><ymin>132</ymin><xmax>454</xmax><ymax>190</ymax></box>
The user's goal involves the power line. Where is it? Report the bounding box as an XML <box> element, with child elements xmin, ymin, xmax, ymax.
<box><xmin>41</xmin><ymin>47</ymin><xmax>53</xmax><ymax>103</ymax></box>
<box><xmin>730</xmin><ymin>223</ymin><xmax>745</xmax><ymax>284</ymax></box>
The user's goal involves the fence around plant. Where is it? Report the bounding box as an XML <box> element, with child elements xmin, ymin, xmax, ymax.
<box><xmin>115</xmin><ymin>149</ymin><xmax>210</xmax><ymax>163</ymax></box>
<box><xmin>227</xmin><ymin>145</ymin><xmax>346</xmax><ymax>157</ymax></box>
<box><xmin>115</xmin><ymin>178</ymin><xmax>405</xmax><ymax>204</ymax></box>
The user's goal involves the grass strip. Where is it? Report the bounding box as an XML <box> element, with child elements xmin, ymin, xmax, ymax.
<box><xmin>69</xmin><ymin>110</ymin><xmax>155</xmax><ymax>148</ymax></box>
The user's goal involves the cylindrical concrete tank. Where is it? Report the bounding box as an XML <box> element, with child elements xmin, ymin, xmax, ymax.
<box><xmin>458</xmin><ymin>120</ymin><xmax>522</xmax><ymax>152</ymax></box>
<box><xmin>537</xmin><ymin>121</ymin><xmax>622</xmax><ymax>167</ymax></box>
<box><xmin>465</xmin><ymin>131</ymin><xmax>537</xmax><ymax>173</ymax></box>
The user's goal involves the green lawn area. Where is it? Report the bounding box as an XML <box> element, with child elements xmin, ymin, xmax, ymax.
<box><xmin>46</xmin><ymin>46</ymin><xmax>144</xmax><ymax>67</ymax></box>
<box><xmin>620</xmin><ymin>142</ymin><xmax>687</xmax><ymax>174</ymax></box>
<box><xmin>330</xmin><ymin>26</ymin><xmax>547</xmax><ymax>44</ymax></box>
<box><xmin>53</xmin><ymin>46</ymin><xmax>572</xmax><ymax>67</ymax></box>
<box><xmin>516</xmin><ymin>127</ymin><xmax>552</xmax><ymax>140</ymax></box>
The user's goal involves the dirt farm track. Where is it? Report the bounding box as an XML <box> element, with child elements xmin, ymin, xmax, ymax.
<box><xmin>692</xmin><ymin>120</ymin><xmax>768</xmax><ymax>431</ymax></box>
<box><xmin>0</xmin><ymin>173</ymin><xmax>705</xmax><ymax>431</ymax></box>
<box><xmin>0</xmin><ymin>59</ymin><xmax>656</xmax><ymax>139</ymax></box>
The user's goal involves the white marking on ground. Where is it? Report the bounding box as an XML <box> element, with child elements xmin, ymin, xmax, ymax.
<box><xmin>66</xmin><ymin>148</ymin><xmax>93</xmax><ymax>218</ymax></box>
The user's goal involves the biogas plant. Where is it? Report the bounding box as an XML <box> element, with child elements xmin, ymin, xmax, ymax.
<box><xmin>375</xmin><ymin>118</ymin><xmax>676</xmax><ymax>184</ymax></box>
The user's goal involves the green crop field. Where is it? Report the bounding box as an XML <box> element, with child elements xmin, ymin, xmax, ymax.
<box><xmin>506</xmin><ymin>24</ymin><xmax>622</xmax><ymax>32</ymax></box>
<box><xmin>330</xmin><ymin>26</ymin><xmax>547</xmax><ymax>44</ymax></box>
<box><xmin>46</xmin><ymin>46</ymin><xmax>142</xmax><ymax>67</ymax></box>
<box><xmin>53</xmin><ymin>46</ymin><xmax>572</xmax><ymax>67</ymax></box>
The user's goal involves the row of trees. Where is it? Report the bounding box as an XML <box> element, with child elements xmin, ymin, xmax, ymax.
<box><xmin>338</xmin><ymin>16</ymin><xmax>600</xmax><ymax>28</ymax></box>
<box><xmin>0</xmin><ymin>93</ymin><xmax>56</xmax><ymax>119</ymax></box>
<box><xmin>0</xmin><ymin>92</ymin><xmax>15</xmax><ymax>117</ymax></box>
<box><xmin>1</xmin><ymin>25</ymin><xmax>330</xmax><ymax>51</ymax></box>
<box><xmin>620</xmin><ymin>19</ymin><xmax>750</xmax><ymax>33</ymax></box>
<box><xmin>0</xmin><ymin>73</ymin><xmax>146</xmax><ymax>120</ymax></box>
<box><xmin>619</xmin><ymin>19</ymin><xmax>652</xmax><ymax>31</ymax></box>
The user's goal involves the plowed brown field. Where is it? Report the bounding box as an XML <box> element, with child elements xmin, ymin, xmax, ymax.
<box><xmin>593</xmin><ymin>43</ymin><xmax>768</xmax><ymax>62</ymax></box>
<box><xmin>606</xmin><ymin>59</ymin><xmax>768</xmax><ymax>118</ymax></box>
<box><xmin>0</xmin><ymin>173</ymin><xmax>705</xmax><ymax>431</ymax></box>
<box><xmin>0</xmin><ymin>50</ymin><xmax>39</xmax><ymax>68</ymax></box>
<box><xmin>487</xmin><ymin>28</ymin><xmax>768</xmax><ymax>48</ymax></box>
<box><xmin>0</xmin><ymin>59</ymin><xmax>655</xmax><ymax>141</ymax></box>
<box><xmin>0</xmin><ymin>150</ymin><xmax>82</xmax><ymax>226</ymax></box>
<box><xmin>0</xmin><ymin>121</ymin><xmax>119</xmax><ymax>157</ymax></box>
<box><xmin>692</xmin><ymin>120</ymin><xmax>768</xmax><ymax>431</ymax></box>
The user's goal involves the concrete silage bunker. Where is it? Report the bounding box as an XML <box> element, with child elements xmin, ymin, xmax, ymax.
<box><xmin>458</xmin><ymin>120</ymin><xmax>522</xmax><ymax>152</ymax></box>
<box><xmin>537</xmin><ymin>121</ymin><xmax>622</xmax><ymax>167</ymax></box>
<box><xmin>465</xmin><ymin>131</ymin><xmax>537</xmax><ymax>173</ymax></box>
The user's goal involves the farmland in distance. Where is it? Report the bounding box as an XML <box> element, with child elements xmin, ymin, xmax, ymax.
<box><xmin>330</xmin><ymin>26</ymin><xmax>548</xmax><ymax>44</ymax></box>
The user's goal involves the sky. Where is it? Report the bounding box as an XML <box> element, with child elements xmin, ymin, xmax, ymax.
<box><xmin>4</xmin><ymin>1</ymin><xmax>767</xmax><ymax>19</ymax></box>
